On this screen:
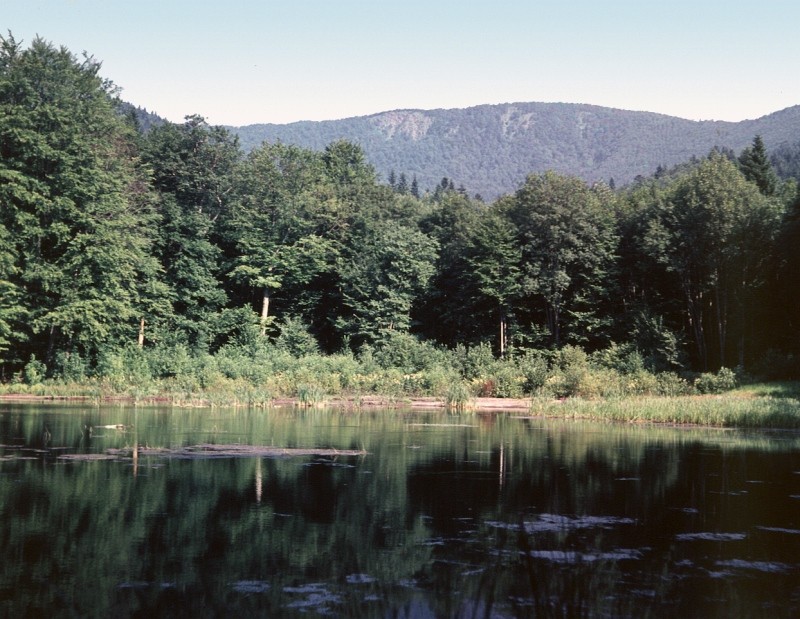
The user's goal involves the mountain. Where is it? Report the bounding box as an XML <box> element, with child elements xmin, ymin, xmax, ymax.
<box><xmin>230</xmin><ymin>102</ymin><xmax>800</xmax><ymax>199</ymax></box>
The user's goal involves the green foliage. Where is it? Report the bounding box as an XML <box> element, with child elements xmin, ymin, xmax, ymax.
<box><xmin>366</xmin><ymin>331</ymin><xmax>453</xmax><ymax>374</ymax></box>
<box><xmin>0</xmin><ymin>223</ymin><xmax>25</xmax><ymax>363</ymax></box>
<box><xmin>1</xmin><ymin>35</ymin><xmax>799</xmax><ymax>392</ymax></box>
<box><xmin>0</xmin><ymin>34</ymin><xmax>165</xmax><ymax>363</ymax></box>
<box><xmin>23</xmin><ymin>356</ymin><xmax>46</xmax><ymax>385</ymax></box>
<box><xmin>694</xmin><ymin>367</ymin><xmax>738</xmax><ymax>394</ymax></box>
<box><xmin>275</xmin><ymin>316</ymin><xmax>320</xmax><ymax>357</ymax></box>
<box><xmin>509</xmin><ymin>172</ymin><xmax>618</xmax><ymax>348</ymax></box>
<box><xmin>337</xmin><ymin>221</ymin><xmax>438</xmax><ymax>346</ymax></box>
<box><xmin>738</xmin><ymin>135</ymin><xmax>778</xmax><ymax>196</ymax></box>
<box><xmin>141</xmin><ymin>115</ymin><xmax>240</xmax><ymax>352</ymax></box>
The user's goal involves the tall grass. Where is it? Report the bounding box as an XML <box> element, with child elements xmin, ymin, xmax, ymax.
<box><xmin>3</xmin><ymin>338</ymin><xmax>798</xmax><ymax>428</ymax></box>
<box><xmin>532</xmin><ymin>395</ymin><xmax>800</xmax><ymax>428</ymax></box>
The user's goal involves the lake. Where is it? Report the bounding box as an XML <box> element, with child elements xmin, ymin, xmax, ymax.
<box><xmin>1</xmin><ymin>402</ymin><xmax>799</xmax><ymax>617</ymax></box>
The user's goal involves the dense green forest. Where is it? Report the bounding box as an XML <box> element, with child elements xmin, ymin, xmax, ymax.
<box><xmin>1</xmin><ymin>37</ymin><xmax>799</xmax><ymax>396</ymax></box>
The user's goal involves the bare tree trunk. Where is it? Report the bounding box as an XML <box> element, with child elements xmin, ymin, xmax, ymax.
<box><xmin>499</xmin><ymin>308</ymin><xmax>507</xmax><ymax>358</ymax></box>
<box><xmin>138</xmin><ymin>318</ymin><xmax>145</xmax><ymax>348</ymax></box>
<box><xmin>260</xmin><ymin>287</ymin><xmax>270</xmax><ymax>336</ymax></box>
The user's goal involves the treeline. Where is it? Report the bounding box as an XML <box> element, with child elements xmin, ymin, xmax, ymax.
<box><xmin>1</xmin><ymin>37</ymin><xmax>799</xmax><ymax>389</ymax></box>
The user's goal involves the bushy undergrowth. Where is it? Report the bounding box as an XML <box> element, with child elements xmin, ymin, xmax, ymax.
<box><xmin>2</xmin><ymin>336</ymin><xmax>789</xmax><ymax>409</ymax></box>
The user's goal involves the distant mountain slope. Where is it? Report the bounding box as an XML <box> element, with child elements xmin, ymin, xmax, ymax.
<box><xmin>230</xmin><ymin>102</ymin><xmax>800</xmax><ymax>199</ymax></box>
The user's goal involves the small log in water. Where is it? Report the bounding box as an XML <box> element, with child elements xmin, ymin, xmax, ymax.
<box><xmin>58</xmin><ymin>444</ymin><xmax>368</xmax><ymax>461</ymax></box>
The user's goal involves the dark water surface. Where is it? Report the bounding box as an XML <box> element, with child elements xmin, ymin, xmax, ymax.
<box><xmin>1</xmin><ymin>403</ymin><xmax>799</xmax><ymax>617</ymax></box>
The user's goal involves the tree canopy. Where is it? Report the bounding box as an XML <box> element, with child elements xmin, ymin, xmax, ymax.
<box><xmin>1</xmin><ymin>36</ymin><xmax>798</xmax><ymax>382</ymax></box>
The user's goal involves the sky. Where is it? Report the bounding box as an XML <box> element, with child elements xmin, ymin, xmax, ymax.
<box><xmin>2</xmin><ymin>0</ymin><xmax>799</xmax><ymax>127</ymax></box>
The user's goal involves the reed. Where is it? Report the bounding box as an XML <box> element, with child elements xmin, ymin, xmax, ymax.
<box><xmin>534</xmin><ymin>395</ymin><xmax>800</xmax><ymax>428</ymax></box>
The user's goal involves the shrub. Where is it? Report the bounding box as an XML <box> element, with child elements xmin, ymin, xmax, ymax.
<box><xmin>275</xmin><ymin>316</ymin><xmax>320</xmax><ymax>357</ymax></box>
<box><xmin>517</xmin><ymin>351</ymin><xmax>550</xmax><ymax>394</ymax></box>
<box><xmin>369</xmin><ymin>331</ymin><xmax>453</xmax><ymax>373</ymax></box>
<box><xmin>655</xmin><ymin>372</ymin><xmax>694</xmax><ymax>396</ymax></box>
<box><xmin>547</xmin><ymin>346</ymin><xmax>591</xmax><ymax>397</ymax></box>
<box><xmin>24</xmin><ymin>356</ymin><xmax>46</xmax><ymax>385</ymax></box>
<box><xmin>695</xmin><ymin>367</ymin><xmax>738</xmax><ymax>394</ymax></box>
<box><xmin>453</xmin><ymin>342</ymin><xmax>496</xmax><ymax>380</ymax></box>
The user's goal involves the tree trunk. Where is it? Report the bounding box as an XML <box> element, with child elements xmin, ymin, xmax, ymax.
<box><xmin>260</xmin><ymin>286</ymin><xmax>270</xmax><ymax>336</ymax></box>
<box><xmin>138</xmin><ymin>318</ymin><xmax>145</xmax><ymax>348</ymax></box>
<box><xmin>687</xmin><ymin>290</ymin><xmax>708</xmax><ymax>371</ymax></box>
<box><xmin>499</xmin><ymin>308</ymin><xmax>507</xmax><ymax>358</ymax></box>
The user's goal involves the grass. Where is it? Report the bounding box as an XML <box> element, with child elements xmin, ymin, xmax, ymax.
<box><xmin>731</xmin><ymin>380</ymin><xmax>800</xmax><ymax>400</ymax></box>
<box><xmin>534</xmin><ymin>390</ymin><xmax>800</xmax><ymax>429</ymax></box>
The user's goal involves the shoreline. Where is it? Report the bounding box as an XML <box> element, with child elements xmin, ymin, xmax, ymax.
<box><xmin>3</xmin><ymin>390</ymin><xmax>799</xmax><ymax>429</ymax></box>
<box><xmin>0</xmin><ymin>393</ymin><xmax>534</xmax><ymax>411</ymax></box>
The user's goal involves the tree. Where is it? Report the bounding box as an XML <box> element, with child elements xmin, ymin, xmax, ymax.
<box><xmin>0</xmin><ymin>35</ymin><xmax>165</xmax><ymax>365</ymax></box>
<box><xmin>646</xmin><ymin>153</ymin><xmax>781</xmax><ymax>369</ymax></box>
<box><xmin>462</xmin><ymin>209</ymin><xmax>522</xmax><ymax>356</ymax></box>
<box><xmin>507</xmin><ymin>172</ymin><xmax>617</xmax><ymax>348</ymax></box>
<box><xmin>0</xmin><ymin>223</ymin><xmax>25</xmax><ymax>366</ymax></box>
<box><xmin>396</xmin><ymin>173</ymin><xmax>408</xmax><ymax>195</ymax></box>
<box><xmin>772</xmin><ymin>189</ymin><xmax>800</xmax><ymax>356</ymax></box>
<box><xmin>141</xmin><ymin>115</ymin><xmax>240</xmax><ymax>351</ymax></box>
<box><xmin>416</xmin><ymin>192</ymin><xmax>487</xmax><ymax>347</ymax></box>
<box><xmin>226</xmin><ymin>143</ymin><xmax>335</xmax><ymax>335</ymax></box>
<box><xmin>336</xmin><ymin>221</ymin><xmax>437</xmax><ymax>346</ymax></box>
<box><xmin>738</xmin><ymin>135</ymin><xmax>778</xmax><ymax>196</ymax></box>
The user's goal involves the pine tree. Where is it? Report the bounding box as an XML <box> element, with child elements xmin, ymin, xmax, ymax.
<box><xmin>396</xmin><ymin>173</ymin><xmax>408</xmax><ymax>195</ymax></box>
<box><xmin>739</xmin><ymin>135</ymin><xmax>778</xmax><ymax>196</ymax></box>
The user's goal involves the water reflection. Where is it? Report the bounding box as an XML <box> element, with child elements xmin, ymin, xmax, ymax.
<box><xmin>0</xmin><ymin>404</ymin><xmax>798</xmax><ymax>617</ymax></box>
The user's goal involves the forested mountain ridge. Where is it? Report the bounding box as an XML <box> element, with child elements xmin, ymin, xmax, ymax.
<box><xmin>232</xmin><ymin>102</ymin><xmax>800</xmax><ymax>198</ymax></box>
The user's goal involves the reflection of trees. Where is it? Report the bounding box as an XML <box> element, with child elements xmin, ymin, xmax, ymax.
<box><xmin>1</xmin><ymin>405</ymin><xmax>799</xmax><ymax>616</ymax></box>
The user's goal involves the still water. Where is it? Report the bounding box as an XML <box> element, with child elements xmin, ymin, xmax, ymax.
<box><xmin>1</xmin><ymin>403</ymin><xmax>799</xmax><ymax>618</ymax></box>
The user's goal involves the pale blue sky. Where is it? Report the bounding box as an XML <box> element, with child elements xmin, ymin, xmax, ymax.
<box><xmin>2</xmin><ymin>0</ymin><xmax>799</xmax><ymax>126</ymax></box>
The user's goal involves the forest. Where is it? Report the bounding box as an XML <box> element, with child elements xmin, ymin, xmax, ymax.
<box><xmin>1</xmin><ymin>37</ymin><xmax>799</xmax><ymax>401</ymax></box>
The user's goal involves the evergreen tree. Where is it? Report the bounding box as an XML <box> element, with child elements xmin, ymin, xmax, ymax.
<box><xmin>411</xmin><ymin>175</ymin><xmax>420</xmax><ymax>198</ymax></box>
<box><xmin>739</xmin><ymin>135</ymin><xmax>778</xmax><ymax>196</ymax></box>
<box><xmin>396</xmin><ymin>172</ymin><xmax>408</xmax><ymax>195</ymax></box>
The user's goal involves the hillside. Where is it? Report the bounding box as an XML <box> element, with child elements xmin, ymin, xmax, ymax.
<box><xmin>230</xmin><ymin>102</ymin><xmax>800</xmax><ymax>199</ymax></box>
